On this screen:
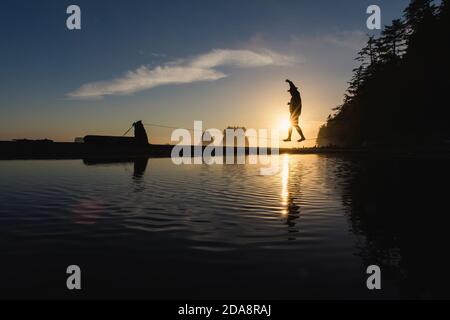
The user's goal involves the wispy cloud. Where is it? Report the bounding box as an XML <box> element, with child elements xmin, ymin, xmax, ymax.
<box><xmin>68</xmin><ymin>49</ymin><xmax>295</xmax><ymax>99</ymax></box>
<box><xmin>288</xmin><ymin>30</ymin><xmax>368</xmax><ymax>52</ymax></box>
<box><xmin>318</xmin><ymin>31</ymin><xmax>368</xmax><ymax>50</ymax></box>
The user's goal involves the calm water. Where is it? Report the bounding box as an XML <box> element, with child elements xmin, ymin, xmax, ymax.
<box><xmin>0</xmin><ymin>155</ymin><xmax>449</xmax><ymax>299</ymax></box>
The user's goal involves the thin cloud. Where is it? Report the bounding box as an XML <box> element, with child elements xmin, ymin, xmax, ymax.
<box><xmin>289</xmin><ymin>30</ymin><xmax>368</xmax><ymax>52</ymax></box>
<box><xmin>68</xmin><ymin>49</ymin><xmax>295</xmax><ymax>99</ymax></box>
<box><xmin>191</xmin><ymin>49</ymin><xmax>294</xmax><ymax>68</ymax></box>
<box><xmin>319</xmin><ymin>31</ymin><xmax>368</xmax><ymax>50</ymax></box>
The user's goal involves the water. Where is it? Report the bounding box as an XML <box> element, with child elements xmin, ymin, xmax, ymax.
<box><xmin>0</xmin><ymin>155</ymin><xmax>448</xmax><ymax>299</ymax></box>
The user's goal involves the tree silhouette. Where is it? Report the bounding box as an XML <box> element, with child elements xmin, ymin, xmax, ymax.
<box><xmin>379</xmin><ymin>19</ymin><xmax>406</xmax><ymax>59</ymax></box>
<box><xmin>318</xmin><ymin>0</ymin><xmax>449</xmax><ymax>150</ymax></box>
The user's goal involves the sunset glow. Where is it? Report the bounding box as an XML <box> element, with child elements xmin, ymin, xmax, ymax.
<box><xmin>279</xmin><ymin>117</ymin><xmax>291</xmax><ymax>132</ymax></box>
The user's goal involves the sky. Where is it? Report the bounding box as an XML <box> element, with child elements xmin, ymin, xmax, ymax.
<box><xmin>0</xmin><ymin>0</ymin><xmax>410</xmax><ymax>147</ymax></box>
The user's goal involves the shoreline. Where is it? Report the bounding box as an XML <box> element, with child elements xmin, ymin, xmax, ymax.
<box><xmin>1</xmin><ymin>141</ymin><xmax>449</xmax><ymax>160</ymax></box>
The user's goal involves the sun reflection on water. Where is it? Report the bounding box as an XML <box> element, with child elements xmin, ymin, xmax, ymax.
<box><xmin>281</xmin><ymin>154</ymin><xmax>290</xmax><ymax>215</ymax></box>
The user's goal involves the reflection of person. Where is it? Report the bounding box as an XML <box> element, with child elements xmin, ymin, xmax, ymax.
<box><xmin>133</xmin><ymin>157</ymin><xmax>149</xmax><ymax>179</ymax></box>
<box><xmin>284</xmin><ymin>80</ymin><xmax>306</xmax><ymax>142</ymax></box>
<box><xmin>286</xmin><ymin>194</ymin><xmax>301</xmax><ymax>239</ymax></box>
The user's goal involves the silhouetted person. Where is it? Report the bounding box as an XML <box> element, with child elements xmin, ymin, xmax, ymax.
<box><xmin>283</xmin><ymin>80</ymin><xmax>306</xmax><ymax>142</ymax></box>
<box><xmin>133</xmin><ymin>121</ymin><xmax>149</xmax><ymax>146</ymax></box>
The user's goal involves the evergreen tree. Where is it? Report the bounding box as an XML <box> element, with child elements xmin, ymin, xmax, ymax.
<box><xmin>317</xmin><ymin>0</ymin><xmax>449</xmax><ymax>150</ymax></box>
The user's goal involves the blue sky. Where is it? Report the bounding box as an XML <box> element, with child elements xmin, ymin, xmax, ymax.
<box><xmin>0</xmin><ymin>0</ymin><xmax>410</xmax><ymax>145</ymax></box>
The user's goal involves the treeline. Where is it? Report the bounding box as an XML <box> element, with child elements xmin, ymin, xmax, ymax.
<box><xmin>317</xmin><ymin>0</ymin><xmax>450</xmax><ymax>149</ymax></box>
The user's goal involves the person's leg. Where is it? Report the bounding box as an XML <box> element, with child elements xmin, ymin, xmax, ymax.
<box><xmin>284</xmin><ymin>127</ymin><xmax>293</xmax><ymax>142</ymax></box>
<box><xmin>295</xmin><ymin>125</ymin><xmax>306</xmax><ymax>142</ymax></box>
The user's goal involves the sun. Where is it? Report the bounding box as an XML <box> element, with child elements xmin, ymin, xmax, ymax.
<box><xmin>279</xmin><ymin>118</ymin><xmax>291</xmax><ymax>131</ymax></box>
